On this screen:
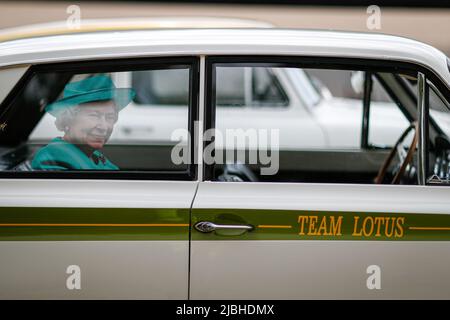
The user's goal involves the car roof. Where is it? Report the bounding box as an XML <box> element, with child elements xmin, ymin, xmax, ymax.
<box><xmin>0</xmin><ymin>27</ymin><xmax>449</xmax><ymax>87</ymax></box>
<box><xmin>0</xmin><ymin>17</ymin><xmax>273</xmax><ymax>42</ymax></box>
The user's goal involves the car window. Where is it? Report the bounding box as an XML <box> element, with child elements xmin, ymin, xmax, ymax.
<box><xmin>207</xmin><ymin>60</ymin><xmax>421</xmax><ymax>185</ymax></box>
<box><xmin>131</xmin><ymin>66</ymin><xmax>288</xmax><ymax>108</ymax></box>
<box><xmin>215</xmin><ymin>67</ymin><xmax>245</xmax><ymax>107</ymax></box>
<box><xmin>0</xmin><ymin>59</ymin><xmax>197</xmax><ymax>179</ymax></box>
<box><xmin>368</xmin><ymin>76</ymin><xmax>410</xmax><ymax>148</ymax></box>
<box><xmin>216</xmin><ymin>67</ymin><xmax>288</xmax><ymax>107</ymax></box>
<box><xmin>429</xmin><ymin>84</ymin><xmax>450</xmax><ymax>135</ymax></box>
<box><xmin>132</xmin><ymin>69</ymin><xmax>190</xmax><ymax>106</ymax></box>
<box><xmin>427</xmin><ymin>81</ymin><xmax>450</xmax><ymax>184</ymax></box>
<box><xmin>251</xmin><ymin>67</ymin><xmax>289</xmax><ymax>107</ymax></box>
<box><xmin>285</xmin><ymin>68</ymin><xmax>321</xmax><ymax>107</ymax></box>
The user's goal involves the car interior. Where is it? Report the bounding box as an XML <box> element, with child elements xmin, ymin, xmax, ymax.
<box><xmin>211</xmin><ymin>72</ymin><xmax>450</xmax><ymax>185</ymax></box>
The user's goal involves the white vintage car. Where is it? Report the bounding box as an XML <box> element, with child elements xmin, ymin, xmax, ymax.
<box><xmin>0</xmin><ymin>18</ymin><xmax>450</xmax><ymax>299</ymax></box>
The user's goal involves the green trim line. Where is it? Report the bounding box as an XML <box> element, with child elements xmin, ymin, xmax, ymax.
<box><xmin>3</xmin><ymin>207</ymin><xmax>450</xmax><ymax>241</ymax></box>
<box><xmin>0</xmin><ymin>207</ymin><xmax>189</xmax><ymax>241</ymax></box>
<box><xmin>192</xmin><ymin>209</ymin><xmax>450</xmax><ymax>241</ymax></box>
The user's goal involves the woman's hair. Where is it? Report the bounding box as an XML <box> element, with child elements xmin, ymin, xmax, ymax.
<box><xmin>54</xmin><ymin>105</ymin><xmax>81</xmax><ymax>133</ymax></box>
<box><xmin>53</xmin><ymin>101</ymin><xmax>119</xmax><ymax>133</ymax></box>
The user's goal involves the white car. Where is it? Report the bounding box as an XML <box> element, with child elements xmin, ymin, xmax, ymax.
<box><xmin>0</xmin><ymin>21</ymin><xmax>449</xmax><ymax>299</ymax></box>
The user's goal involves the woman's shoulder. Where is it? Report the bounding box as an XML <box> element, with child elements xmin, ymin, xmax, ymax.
<box><xmin>31</xmin><ymin>138</ymin><xmax>84</xmax><ymax>170</ymax></box>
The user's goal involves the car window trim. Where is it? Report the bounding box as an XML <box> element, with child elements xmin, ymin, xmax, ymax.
<box><xmin>0</xmin><ymin>56</ymin><xmax>200</xmax><ymax>181</ymax></box>
<box><xmin>361</xmin><ymin>71</ymin><xmax>373</xmax><ymax>149</ymax></box>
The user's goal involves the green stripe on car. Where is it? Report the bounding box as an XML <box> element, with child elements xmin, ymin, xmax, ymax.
<box><xmin>192</xmin><ymin>209</ymin><xmax>450</xmax><ymax>241</ymax></box>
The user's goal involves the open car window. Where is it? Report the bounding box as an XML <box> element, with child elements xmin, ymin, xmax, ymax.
<box><xmin>0</xmin><ymin>58</ymin><xmax>198</xmax><ymax>180</ymax></box>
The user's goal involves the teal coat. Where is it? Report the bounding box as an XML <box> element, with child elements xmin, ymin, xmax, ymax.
<box><xmin>31</xmin><ymin>137</ymin><xmax>118</xmax><ymax>171</ymax></box>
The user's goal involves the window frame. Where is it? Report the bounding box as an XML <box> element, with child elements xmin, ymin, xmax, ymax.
<box><xmin>0</xmin><ymin>56</ymin><xmax>199</xmax><ymax>181</ymax></box>
<box><xmin>203</xmin><ymin>55</ymin><xmax>450</xmax><ymax>183</ymax></box>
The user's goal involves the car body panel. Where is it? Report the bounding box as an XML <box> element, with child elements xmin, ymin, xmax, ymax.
<box><xmin>191</xmin><ymin>182</ymin><xmax>450</xmax><ymax>299</ymax></box>
<box><xmin>191</xmin><ymin>240</ymin><xmax>450</xmax><ymax>299</ymax></box>
<box><xmin>0</xmin><ymin>241</ymin><xmax>188</xmax><ymax>299</ymax></box>
<box><xmin>0</xmin><ymin>180</ymin><xmax>197</xmax><ymax>299</ymax></box>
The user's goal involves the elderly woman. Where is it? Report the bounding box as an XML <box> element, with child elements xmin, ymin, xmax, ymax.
<box><xmin>31</xmin><ymin>75</ymin><xmax>135</xmax><ymax>170</ymax></box>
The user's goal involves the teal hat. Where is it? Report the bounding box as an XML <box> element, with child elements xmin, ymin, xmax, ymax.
<box><xmin>45</xmin><ymin>75</ymin><xmax>136</xmax><ymax>116</ymax></box>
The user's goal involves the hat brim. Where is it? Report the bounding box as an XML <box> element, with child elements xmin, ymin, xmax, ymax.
<box><xmin>45</xmin><ymin>88</ymin><xmax>136</xmax><ymax>116</ymax></box>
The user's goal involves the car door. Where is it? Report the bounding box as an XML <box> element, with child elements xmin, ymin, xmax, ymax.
<box><xmin>0</xmin><ymin>57</ymin><xmax>199</xmax><ymax>299</ymax></box>
<box><xmin>190</xmin><ymin>56</ymin><xmax>450</xmax><ymax>299</ymax></box>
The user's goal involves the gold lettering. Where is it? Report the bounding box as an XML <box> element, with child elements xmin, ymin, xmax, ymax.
<box><xmin>352</xmin><ymin>216</ymin><xmax>363</xmax><ymax>236</ymax></box>
<box><xmin>395</xmin><ymin>217</ymin><xmax>405</xmax><ymax>238</ymax></box>
<box><xmin>374</xmin><ymin>217</ymin><xmax>385</xmax><ymax>237</ymax></box>
<box><xmin>329</xmin><ymin>216</ymin><xmax>343</xmax><ymax>236</ymax></box>
<box><xmin>308</xmin><ymin>216</ymin><xmax>318</xmax><ymax>235</ymax></box>
<box><xmin>362</xmin><ymin>216</ymin><xmax>375</xmax><ymax>237</ymax></box>
<box><xmin>384</xmin><ymin>217</ymin><xmax>395</xmax><ymax>238</ymax></box>
<box><xmin>317</xmin><ymin>216</ymin><xmax>329</xmax><ymax>236</ymax></box>
<box><xmin>298</xmin><ymin>216</ymin><xmax>308</xmax><ymax>235</ymax></box>
<box><xmin>298</xmin><ymin>215</ymin><xmax>344</xmax><ymax>237</ymax></box>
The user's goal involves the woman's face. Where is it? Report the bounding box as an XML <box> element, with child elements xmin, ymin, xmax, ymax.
<box><xmin>65</xmin><ymin>100</ymin><xmax>118</xmax><ymax>149</ymax></box>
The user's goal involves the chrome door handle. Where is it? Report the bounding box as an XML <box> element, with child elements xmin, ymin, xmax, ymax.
<box><xmin>194</xmin><ymin>221</ymin><xmax>254</xmax><ymax>233</ymax></box>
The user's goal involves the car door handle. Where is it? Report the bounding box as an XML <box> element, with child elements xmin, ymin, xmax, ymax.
<box><xmin>194</xmin><ymin>221</ymin><xmax>254</xmax><ymax>233</ymax></box>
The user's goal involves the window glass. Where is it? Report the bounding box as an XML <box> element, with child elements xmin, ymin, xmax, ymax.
<box><xmin>0</xmin><ymin>65</ymin><xmax>192</xmax><ymax>175</ymax></box>
<box><xmin>216</xmin><ymin>67</ymin><xmax>246</xmax><ymax>107</ymax></box>
<box><xmin>305</xmin><ymin>69</ymin><xmax>354</xmax><ymax>98</ymax></box>
<box><xmin>215</xmin><ymin>67</ymin><xmax>288</xmax><ymax>107</ymax></box>
<box><xmin>427</xmin><ymin>83</ymin><xmax>450</xmax><ymax>184</ymax></box>
<box><xmin>368</xmin><ymin>76</ymin><xmax>410</xmax><ymax>148</ymax></box>
<box><xmin>210</xmin><ymin>64</ymin><xmax>417</xmax><ymax>185</ymax></box>
<box><xmin>394</xmin><ymin>76</ymin><xmax>450</xmax><ymax>186</ymax></box>
<box><xmin>251</xmin><ymin>68</ymin><xmax>288</xmax><ymax>107</ymax></box>
<box><xmin>132</xmin><ymin>69</ymin><xmax>189</xmax><ymax>106</ymax></box>
<box><xmin>429</xmin><ymin>85</ymin><xmax>450</xmax><ymax>135</ymax></box>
